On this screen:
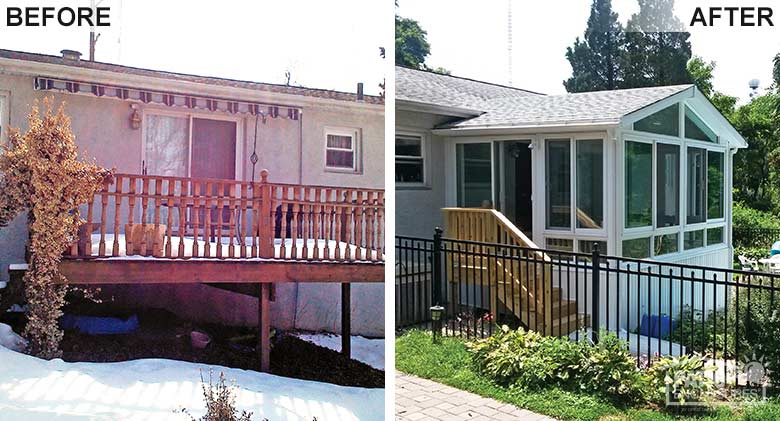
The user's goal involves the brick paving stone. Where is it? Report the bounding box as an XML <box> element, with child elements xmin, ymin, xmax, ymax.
<box><xmin>396</xmin><ymin>372</ymin><xmax>555</xmax><ymax>420</ymax></box>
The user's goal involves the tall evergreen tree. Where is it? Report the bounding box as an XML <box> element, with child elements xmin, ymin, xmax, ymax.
<box><xmin>773</xmin><ymin>53</ymin><xmax>780</xmax><ymax>88</ymax></box>
<box><xmin>623</xmin><ymin>0</ymin><xmax>692</xmax><ymax>88</ymax></box>
<box><xmin>564</xmin><ymin>0</ymin><xmax>624</xmax><ymax>92</ymax></box>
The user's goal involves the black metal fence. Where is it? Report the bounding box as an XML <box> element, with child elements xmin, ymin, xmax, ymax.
<box><xmin>733</xmin><ymin>227</ymin><xmax>780</xmax><ymax>249</ymax></box>
<box><xmin>396</xmin><ymin>231</ymin><xmax>780</xmax><ymax>385</ymax></box>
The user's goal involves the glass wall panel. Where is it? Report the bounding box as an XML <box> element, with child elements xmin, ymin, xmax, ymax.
<box><xmin>656</xmin><ymin>143</ymin><xmax>680</xmax><ymax>227</ymax></box>
<box><xmin>546</xmin><ymin>238</ymin><xmax>574</xmax><ymax>252</ymax></box>
<box><xmin>576</xmin><ymin>139</ymin><xmax>603</xmax><ymax>229</ymax></box>
<box><xmin>623</xmin><ymin>237</ymin><xmax>651</xmax><ymax>259</ymax></box>
<box><xmin>634</xmin><ymin>104</ymin><xmax>679</xmax><ymax>137</ymax></box>
<box><xmin>654</xmin><ymin>233</ymin><xmax>679</xmax><ymax>256</ymax></box>
<box><xmin>687</xmin><ymin>148</ymin><xmax>706</xmax><ymax>224</ymax></box>
<box><xmin>685</xmin><ymin>106</ymin><xmax>717</xmax><ymax>142</ymax></box>
<box><xmin>546</xmin><ymin>140</ymin><xmax>571</xmax><ymax>229</ymax></box>
<box><xmin>708</xmin><ymin>151</ymin><xmax>724</xmax><ymax>220</ymax></box>
<box><xmin>625</xmin><ymin>141</ymin><xmax>653</xmax><ymax>228</ymax></box>
<box><xmin>456</xmin><ymin>143</ymin><xmax>492</xmax><ymax>207</ymax></box>
<box><xmin>684</xmin><ymin>230</ymin><xmax>705</xmax><ymax>250</ymax></box>
<box><xmin>707</xmin><ymin>227</ymin><xmax>724</xmax><ymax>245</ymax></box>
<box><xmin>579</xmin><ymin>240</ymin><xmax>607</xmax><ymax>254</ymax></box>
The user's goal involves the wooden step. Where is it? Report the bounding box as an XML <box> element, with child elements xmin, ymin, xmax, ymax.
<box><xmin>521</xmin><ymin>312</ymin><xmax>590</xmax><ymax>337</ymax></box>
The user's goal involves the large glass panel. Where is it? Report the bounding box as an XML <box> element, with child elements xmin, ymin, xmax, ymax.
<box><xmin>456</xmin><ymin>143</ymin><xmax>492</xmax><ymax>207</ymax></box>
<box><xmin>685</xmin><ymin>106</ymin><xmax>717</xmax><ymax>142</ymax></box>
<box><xmin>623</xmin><ymin>237</ymin><xmax>651</xmax><ymax>259</ymax></box>
<box><xmin>576</xmin><ymin>139</ymin><xmax>603</xmax><ymax>229</ymax></box>
<box><xmin>144</xmin><ymin>114</ymin><xmax>189</xmax><ymax>177</ymax></box>
<box><xmin>656</xmin><ymin>143</ymin><xmax>680</xmax><ymax>227</ymax></box>
<box><xmin>625</xmin><ymin>141</ymin><xmax>653</xmax><ymax>228</ymax></box>
<box><xmin>546</xmin><ymin>140</ymin><xmax>571</xmax><ymax>229</ymax></box>
<box><xmin>654</xmin><ymin>233</ymin><xmax>679</xmax><ymax>256</ymax></box>
<box><xmin>684</xmin><ymin>230</ymin><xmax>705</xmax><ymax>250</ymax></box>
<box><xmin>707</xmin><ymin>151</ymin><xmax>724</xmax><ymax>219</ymax></box>
<box><xmin>707</xmin><ymin>227</ymin><xmax>724</xmax><ymax>245</ymax></box>
<box><xmin>687</xmin><ymin>148</ymin><xmax>706</xmax><ymax>224</ymax></box>
<box><xmin>634</xmin><ymin>104</ymin><xmax>679</xmax><ymax>137</ymax></box>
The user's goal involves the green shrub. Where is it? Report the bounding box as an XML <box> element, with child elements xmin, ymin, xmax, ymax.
<box><xmin>756</xmin><ymin>311</ymin><xmax>780</xmax><ymax>387</ymax></box>
<box><xmin>578</xmin><ymin>331</ymin><xmax>649</xmax><ymax>402</ymax></box>
<box><xmin>466</xmin><ymin>326</ymin><xmax>647</xmax><ymax>403</ymax></box>
<box><xmin>733</xmin><ymin>202</ymin><xmax>780</xmax><ymax>230</ymax></box>
<box><xmin>648</xmin><ymin>354</ymin><xmax>715</xmax><ymax>405</ymax></box>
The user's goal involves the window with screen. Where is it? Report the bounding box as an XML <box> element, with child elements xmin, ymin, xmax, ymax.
<box><xmin>325</xmin><ymin>130</ymin><xmax>358</xmax><ymax>171</ymax></box>
<box><xmin>396</xmin><ymin>133</ymin><xmax>424</xmax><ymax>184</ymax></box>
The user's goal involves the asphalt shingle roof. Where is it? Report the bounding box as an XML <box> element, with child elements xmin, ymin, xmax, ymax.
<box><xmin>0</xmin><ymin>49</ymin><xmax>383</xmax><ymax>105</ymax></box>
<box><xmin>396</xmin><ymin>66</ymin><xmax>693</xmax><ymax>128</ymax></box>
<box><xmin>396</xmin><ymin>66</ymin><xmax>541</xmax><ymax>112</ymax></box>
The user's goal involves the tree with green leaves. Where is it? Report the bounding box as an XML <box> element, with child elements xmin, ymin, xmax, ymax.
<box><xmin>685</xmin><ymin>56</ymin><xmax>738</xmax><ymax>118</ymax></box>
<box><xmin>622</xmin><ymin>0</ymin><xmax>692</xmax><ymax>88</ymax></box>
<box><xmin>564</xmin><ymin>0</ymin><xmax>624</xmax><ymax>92</ymax></box>
<box><xmin>731</xmin><ymin>93</ymin><xmax>780</xmax><ymax>211</ymax></box>
<box><xmin>773</xmin><ymin>53</ymin><xmax>780</xmax><ymax>88</ymax></box>
<box><xmin>395</xmin><ymin>14</ymin><xmax>430</xmax><ymax>69</ymax></box>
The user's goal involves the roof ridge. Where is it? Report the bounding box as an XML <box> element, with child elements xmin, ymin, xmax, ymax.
<box><xmin>0</xmin><ymin>48</ymin><xmax>384</xmax><ymax>103</ymax></box>
<box><xmin>396</xmin><ymin>65</ymin><xmax>545</xmax><ymax>96</ymax></box>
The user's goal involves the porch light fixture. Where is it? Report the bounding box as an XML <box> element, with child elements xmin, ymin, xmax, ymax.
<box><xmin>129</xmin><ymin>104</ymin><xmax>141</xmax><ymax>130</ymax></box>
<box><xmin>430</xmin><ymin>305</ymin><xmax>444</xmax><ymax>343</ymax></box>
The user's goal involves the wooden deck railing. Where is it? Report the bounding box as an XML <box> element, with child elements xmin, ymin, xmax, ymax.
<box><xmin>68</xmin><ymin>171</ymin><xmax>385</xmax><ymax>262</ymax></box>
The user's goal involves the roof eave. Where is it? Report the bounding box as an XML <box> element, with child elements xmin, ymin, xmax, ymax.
<box><xmin>433</xmin><ymin>120</ymin><xmax>619</xmax><ymax>136</ymax></box>
<box><xmin>0</xmin><ymin>55</ymin><xmax>383</xmax><ymax>111</ymax></box>
<box><xmin>396</xmin><ymin>99</ymin><xmax>483</xmax><ymax>118</ymax></box>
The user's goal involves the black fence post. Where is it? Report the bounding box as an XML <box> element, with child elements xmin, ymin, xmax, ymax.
<box><xmin>591</xmin><ymin>242</ymin><xmax>601</xmax><ymax>344</ymax></box>
<box><xmin>433</xmin><ymin>227</ymin><xmax>443</xmax><ymax>307</ymax></box>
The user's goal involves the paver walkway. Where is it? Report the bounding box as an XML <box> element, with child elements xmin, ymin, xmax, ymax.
<box><xmin>395</xmin><ymin>372</ymin><xmax>555</xmax><ymax>420</ymax></box>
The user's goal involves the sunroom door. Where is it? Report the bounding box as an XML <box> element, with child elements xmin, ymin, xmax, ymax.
<box><xmin>456</xmin><ymin>143</ymin><xmax>494</xmax><ymax>208</ymax></box>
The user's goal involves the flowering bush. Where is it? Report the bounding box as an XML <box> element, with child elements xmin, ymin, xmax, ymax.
<box><xmin>0</xmin><ymin>98</ymin><xmax>111</xmax><ymax>358</ymax></box>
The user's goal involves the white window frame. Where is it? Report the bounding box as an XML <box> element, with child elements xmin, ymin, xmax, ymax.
<box><xmin>620</xmin><ymin>98</ymin><xmax>730</xmax><ymax>259</ymax></box>
<box><xmin>324</xmin><ymin>126</ymin><xmax>361</xmax><ymax>173</ymax></box>
<box><xmin>140</xmin><ymin>108</ymin><xmax>243</xmax><ymax>180</ymax></box>
<box><xmin>395</xmin><ymin>129</ymin><xmax>427</xmax><ymax>187</ymax></box>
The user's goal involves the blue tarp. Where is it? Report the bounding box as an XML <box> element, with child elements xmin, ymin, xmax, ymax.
<box><xmin>61</xmin><ymin>314</ymin><xmax>139</xmax><ymax>335</ymax></box>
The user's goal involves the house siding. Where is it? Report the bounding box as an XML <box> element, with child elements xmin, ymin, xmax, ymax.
<box><xmin>395</xmin><ymin>109</ymin><xmax>449</xmax><ymax>238</ymax></box>
<box><xmin>0</xmin><ymin>68</ymin><xmax>384</xmax><ymax>337</ymax></box>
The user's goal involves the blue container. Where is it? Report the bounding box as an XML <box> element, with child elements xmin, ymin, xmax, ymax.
<box><xmin>61</xmin><ymin>313</ymin><xmax>139</xmax><ymax>335</ymax></box>
<box><xmin>639</xmin><ymin>314</ymin><xmax>676</xmax><ymax>339</ymax></box>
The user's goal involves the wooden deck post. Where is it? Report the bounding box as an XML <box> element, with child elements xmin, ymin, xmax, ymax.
<box><xmin>258</xmin><ymin>282</ymin><xmax>271</xmax><ymax>372</ymax></box>
<box><xmin>259</xmin><ymin>169</ymin><xmax>273</xmax><ymax>258</ymax></box>
<box><xmin>342</xmin><ymin>282</ymin><xmax>351</xmax><ymax>358</ymax></box>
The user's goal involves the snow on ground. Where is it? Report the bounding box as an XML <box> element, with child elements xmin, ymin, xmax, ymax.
<box><xmin>293</xmin><ymin>333</ymin><xmax>385</xmax><ymax>371</ymax></box>
<box><xmin>0</xmin><ymin>345</ymin><xmax>383</xmax><ymax>421</ymax></box>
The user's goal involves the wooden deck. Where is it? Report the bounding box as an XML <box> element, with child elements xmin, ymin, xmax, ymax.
<box><xmin>48</xmin><ymin>170</ymin><xmax>385</xmax><ymax>372</ymax></box>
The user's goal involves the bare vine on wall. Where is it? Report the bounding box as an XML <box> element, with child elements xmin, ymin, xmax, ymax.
<box><xmin>0</xmin><ymin>98</ymin><xmax>112</xmax><ymax>358</ymax></box>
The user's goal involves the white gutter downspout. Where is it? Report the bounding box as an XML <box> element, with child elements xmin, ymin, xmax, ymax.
<box><xmin>299</xmin><ymin>111</ymin><xmax>304</xmax><ymax>184</ymax></box>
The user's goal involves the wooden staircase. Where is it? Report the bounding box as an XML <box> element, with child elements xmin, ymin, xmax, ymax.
<box><xmin>443</xmin><ymin>208</ymin><xmax>588</xmax><ymax>336</ymax></box>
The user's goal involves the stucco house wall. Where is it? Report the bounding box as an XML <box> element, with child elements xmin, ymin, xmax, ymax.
<box><xmin>0</xmin><ymin>53</ymin><xmax>384</xmax><ymax>337</ymax></box>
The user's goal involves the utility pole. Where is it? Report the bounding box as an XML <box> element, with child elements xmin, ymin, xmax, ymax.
<box><xmin>507</xmin><ymin>0</ymin><xmax>513</xmax><ymax>86</ymax></box>
<box><xmin>89</xmin><ymin>0</ymin><xmax>103</xmax><ymax>61</ymax></box>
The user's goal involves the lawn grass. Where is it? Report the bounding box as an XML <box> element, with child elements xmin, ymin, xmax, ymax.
<box><xmin>395</xmin><ymin>329</ymin><xmax>780</xmax><ymax>421</ymax></box>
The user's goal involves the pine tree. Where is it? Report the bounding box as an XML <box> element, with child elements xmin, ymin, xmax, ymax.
<box><xmin>564</xmin><ymin>0</ymin><xmax>624</xmax><ymax>92</ymax></box>
<box><xmin>623</xmin><ymin>0</ymin><xmax>692</xmax><ymax>88</ymax></box>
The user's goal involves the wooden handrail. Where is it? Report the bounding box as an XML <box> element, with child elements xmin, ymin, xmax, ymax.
<box><xmin>68</xmin><ymin>171</ymin><xmax>385</xmax><ymax>262</ymax></box>
<box><xmin>442</xmin><ymin>207</ymin><xmax>553</xmax><ymax>334</ymax></box>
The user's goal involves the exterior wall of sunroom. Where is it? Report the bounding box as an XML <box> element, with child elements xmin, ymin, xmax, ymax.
<box><xmin>616</xmin><ymin>98</ymin><xmax>735</xmax><ymax>268</ymax></box>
